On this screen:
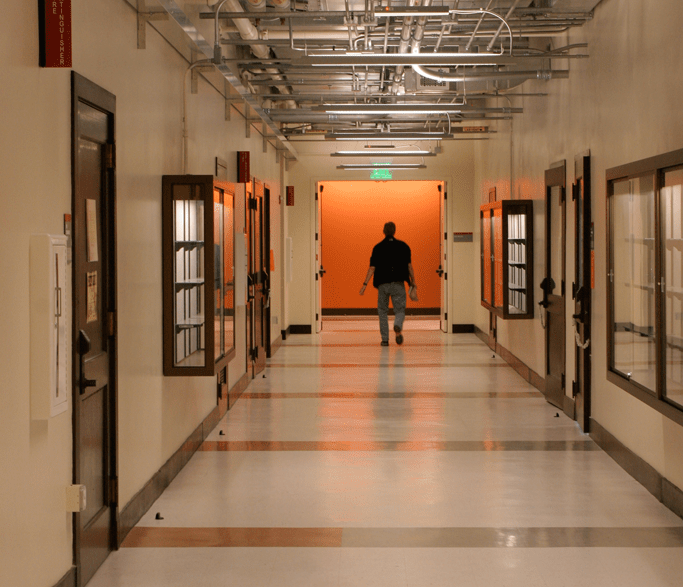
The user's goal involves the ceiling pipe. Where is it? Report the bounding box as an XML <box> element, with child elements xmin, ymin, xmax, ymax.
<box><xmin>391</xmin><ymin>0</ymin><xmax>418</xmax><ymax>94</ymax></box>
<box><xmin>217</xmin><ymin>0</ymin><xmax>297</xmax><ymax>108</ymax></box>
<box><xmin>487</xmin><ymin>0</ymin><xmax>521</xmax><ymax>52</ymax></box>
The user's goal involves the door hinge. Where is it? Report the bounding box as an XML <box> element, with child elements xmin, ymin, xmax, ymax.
<box><xmin>572</xmin><ymin>380</ymin><xmax>579</xmax><ymax>398</ymax></box>
<box><xmin>561</xmin><ymin>373</ymin><xmax>565</xmax><ymax>389</ymax></box>
<box><xmin>109</xmin><ymin>477</ymin><xmax>118</xmax><ymax>506</ymax></box>
<box><xmin>315</xmin><ymin>273</ymin><xmax>318</xmax><ymax>281</ymax></box>
<box><xmin>561</xmin><ymin>280</ymin><xmax>565</xmax><ymax>296</ymax></box>
<box><xmin>316</xmin><ymin>313</ymin><xmax>319</xmax><ymax>321</ymax></box>
<box><xmin>445</xmin><ymin>312</ymin><xmax>448</xmax><ymax>320</ymax></box>
<box><xmin>107</xmin><ymin>311</ymin><xmax>115</xmax><ymax>337</ymax></box>
<box><xmin>104</xmin><ymin>143</ymin><xmax>116</xmax><ymax>170</ymax></box>
<box><xmin>445</xmin><ymin>272</ymin><xmax>447</xmax><ymax>280</ymax></box>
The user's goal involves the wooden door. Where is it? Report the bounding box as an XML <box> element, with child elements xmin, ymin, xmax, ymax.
<box><xmin>573</xmin><ymin>152</ymin><xmax>592</xmax><ymax>430</ymax></box>
<box><xmin>544</xmin><ymin>163</ymin><xmax>567</xmax><ymax>410</ymax></box>
<box><xmin>439</xmin><ymin>183</ymin><xmax>448</xmax><ymax>333</ymax></box>
<box><xmin>71</xmin><ymin>73</ymin><xmax>118</xmax><ymax>586</ymax></box>
<box><xmin>249</xmin><ymin>179</ymin><xmax>266</xmax><ymax>376</ymax></box>
<box><xmin>264</xmin><ymin>186</ymin><xmax>273</xmax><ymax>357</ymax></box>
<box><xmin>315</xmin><ymin>183</ymin><xmax>324</xmax><ymax>333</ymax></box>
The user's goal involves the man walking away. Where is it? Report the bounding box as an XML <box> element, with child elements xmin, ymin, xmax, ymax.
<box><xmin>359</xmin><ymin>222</ymin><xmax>416</xmax><ymax>346</ymax></box>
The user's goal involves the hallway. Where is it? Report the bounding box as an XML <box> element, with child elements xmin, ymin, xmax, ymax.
<box><xmin>91</xmin><ymin>320</ymin><xmax>683</xmax><ymax>587</ymax></box>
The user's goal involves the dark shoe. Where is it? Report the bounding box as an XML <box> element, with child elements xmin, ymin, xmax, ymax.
<box><xmin>381</xmin><ymin>341</ymin><xmax>389</xmax><ymax>347</ymax></box>
<box><xmin>394</xmin><ymin>324</ymin><xmax>403</xmax><ymax>345</ymax></box>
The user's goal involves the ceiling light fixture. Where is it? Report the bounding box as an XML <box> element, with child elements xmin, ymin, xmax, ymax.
<box><xmin>332</xmin><ymin>150</ymin><xmax>435</xmax><ymax>157</ymax></box>
<box><xmin>325</xmin><ymin>132</ymin><xmax>452</xmax><ymax>141</ymax></box>
<box><xmin>315</xmin><ymin>104</ymin><xmax>463</xmax><ymax>115</ymax></box>
<box><xmin>376</xmin><ymin>6</ymin><xmax>451</xmax><ymax>17</ymax></box>
<box><xmin>337</xmin><ymin>163</ymin><xmax>427</xmax><ymax>170</ymax></box>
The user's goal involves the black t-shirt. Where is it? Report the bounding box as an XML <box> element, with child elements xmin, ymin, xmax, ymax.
<box><xmin>370</xmin><ymin>237</ymin><xmax>411</xmax><ymax>288</ymax></box>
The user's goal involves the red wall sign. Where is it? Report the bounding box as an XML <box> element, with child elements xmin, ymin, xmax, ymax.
<box><xmin>237</xmin><ymin>151</ymin><xmax>250</xmax><ymax>183</ymax></box>
<box><xmin>286</xmin><ymin>186</ymin><xmax>294</xmax><ymax>206</ymax></box>
<box><xmin>39</xmin><ymin>0</ymin><xmax>72</xmax><ymax>68</ymax></box>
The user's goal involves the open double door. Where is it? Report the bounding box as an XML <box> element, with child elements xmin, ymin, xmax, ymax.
<box><xmin>313</xmin><ymin>181</ymin><xmax>449</xmax><ymax>333</ymax></box>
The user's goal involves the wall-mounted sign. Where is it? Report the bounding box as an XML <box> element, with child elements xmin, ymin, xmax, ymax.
<box><xmin>39</xmin><ymin>0</ymin><xmax>72</xmax><ymax>68</ymax></box>
<box><xmin>453</xmin><ymin>232</ymin><xmax>473</xmax><ymax>242</ymax></box>
<box><xmin>237</xmin><ymin>151</ymin><xmax>250</xmax><ymax>183</ymax></box>
<box><xmin>286</xmin><ymin>186</ymin><xmax>294</xmax><ymax>206</ymax></box>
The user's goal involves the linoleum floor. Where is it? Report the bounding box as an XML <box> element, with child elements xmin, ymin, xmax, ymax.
<box><xmin>89</xmin><ymin>320</ymin><xmax>683</xmax><ymax>587</ymax></box>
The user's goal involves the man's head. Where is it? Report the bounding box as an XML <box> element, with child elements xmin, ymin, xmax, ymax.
<box><xmin>383</xmin><ymin>222</ymin><xmax>396</xmax><ymax>238</ymax></box>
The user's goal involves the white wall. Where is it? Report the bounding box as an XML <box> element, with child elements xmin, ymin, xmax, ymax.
<box><xmin>473</xmin><ymin>0</ymin><xmax>683</xmax><ymax>490</ymax></box>
<box><xmin>0</xmin><ymin>1</ymin><xmax>284</xmax><ymax>585</ymax></box>
<box><xmin>286</xmin><ymin>140</ymin><xmax>476</xmax><ymax>330</ymax></box>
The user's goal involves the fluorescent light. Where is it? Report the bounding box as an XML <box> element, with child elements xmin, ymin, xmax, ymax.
<box><xmin>337</xmin><ymin>163</ymin><xmax>427</xmax><ymax>170</ymax></box>
<box><xmin>326</xmin><ymin>132</ymin><xmax>452</xmax><ymax>141</ymax></box>
<box><xmin>297</xmin><ymin>54</ymin><xmax>516</xmax><ymax>67</ymax></box>
<box><xmin>332</xmin><ymin>150</ymin><xmax>435</xmax><ymax>157</ymax></box>
<box><xmin>321</xmin><ymin>106</ymin><xmax>463</xmax><ymax>115</ymax></box>
<box><xmin>376</xmin><ymin>6</ymin><xmax>451</xmax><ymax>17</ymax></box>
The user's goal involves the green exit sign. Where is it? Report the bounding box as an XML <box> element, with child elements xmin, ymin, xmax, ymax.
<box><xmin>370</xmin><ymin>169</ymin><xmax>393</xmax><ymax>180</ymax></box>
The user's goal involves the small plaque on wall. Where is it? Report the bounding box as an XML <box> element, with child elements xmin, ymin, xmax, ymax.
<box><xmin>39</xmin><ymin>0</ymin><xmax>72</xmax><ymax>68</ymax></box>
<box><xmin>237</xmin><ymin>151</ymin><xmax>250</xmax><ymax>183</ymax></box>
<box><xmin>286</xmin><ymin>186</ymin><xmax>294</xmax><ymax>206</ymax></box>
<box><xmin>453</xmin><ymin>232</ymin><xmax>473</xmax><ymax>243</ymax></box>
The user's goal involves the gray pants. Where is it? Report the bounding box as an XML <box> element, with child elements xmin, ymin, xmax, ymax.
<box><xmin>377</xmin><ymin>282</ymin><xmax>406</xmax><ymax>342</ymax></box>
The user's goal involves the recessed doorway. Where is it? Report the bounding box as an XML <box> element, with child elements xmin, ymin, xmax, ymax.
<box><xmin>316</xmin><ymin>180</ymin><xmax>445</xmax><ymax>329</ymax></box>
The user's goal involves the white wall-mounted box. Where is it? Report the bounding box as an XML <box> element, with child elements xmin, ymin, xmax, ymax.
<box><xmin>30</xmin><ymin>234</ymin><xmax>69</xmax><ymax>419</ymax></box>
<box><xmin>286</xmin><ymin>237</ymin><xmax>293</xmax><ymax>283</ymax></box>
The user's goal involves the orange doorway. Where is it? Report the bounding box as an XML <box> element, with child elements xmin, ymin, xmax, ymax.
<box><xmin>320</xmin><ymin>180</ymin><xmax>442</xmax><ymax>315</ymax></box>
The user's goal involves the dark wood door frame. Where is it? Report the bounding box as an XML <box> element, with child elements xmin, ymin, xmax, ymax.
<box><xmin>264</xmin><ymin>186</ymin><xmax>273</xmax><ymax>358</ymax></box>
<box><xmin>543</xmin><ymin>162</ymin><xmax>567</xmax><ymax>411</ymax></box>
<box><xmin>573</xmin><ymin>151</ymin><xmax>592</xmax><ymax>431</ymax></box>
<box><xmin>71</xmin><ymin>72</ymin><xmax>118</xmax><ymax>586</ymax></box>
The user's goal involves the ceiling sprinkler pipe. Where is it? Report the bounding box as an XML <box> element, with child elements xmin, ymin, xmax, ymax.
<box><xmin>246</xmin><ymin>0</ymin><xmax>266</xmax><ymax>11</ymax></box>
<box><xmin>271</xmin><ymin>0</ymin><xmax>291</xmax><ymax>11</ymax></box>
<box><xmin>392</xmin><ymin>0</ymin><xmax>419</xmax><ymax>93</ymax></box>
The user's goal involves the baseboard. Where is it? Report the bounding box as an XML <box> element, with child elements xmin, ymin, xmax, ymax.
<box><xmin>322</xmin><ymin>308</ymin><xmax>440</xmax><ymax>316</ymax></box>
<box><xmin>452</xmin><ymin>324</ymin><xmax>474</xmax><ymax>333</ymax></box>
<box><xmin>281</xmin><ymin>325</ymin><xmax>291</xmax><ymax>341</ymax></box>
<box><xmin>474</xmin><ymin>325</ymin><xmax>488</xmax><ymax>344</ymax></box>
<box><xmin>589</xmin><ymin>418</ymin><xmax>663</xmax><ymax>500</ymax></box>
<box><xmin>269</xmin><ymin>335</ymin><xmax>282</xmax><ymax>358</ymax></box>
<box><xmin>563</xmin><ymin>395</ymin><xmax>575</xmax><ymax>419</ymax></box>
<box><xmin>289</xmin><ymin>324</ymin><xmax>312</xmax><ymax>334</ymax></box>
<box><xmin>228</xmin><ymin>371</ymin><xmax>250</xmax><ymax>410</ymax></box>
<box><xmin>472</xmin><ymin>326</ymin><xmax>545</xmax><ymax>392</ymax></box>
<box><xmin>663</xmin><ymin>478</ymin><xmax>683</xmax><ymax>520</ymax></box>
<box><xmin>118</xmin><ymin>374</ymin><xmax>249</xmax><ymax>546</ymax></box>
<box><xmin>589</xmin><ymin>418</ymin><xmax>683</xmax><ymax>520</ymax></box>
<box><xmin>52</xmin><ymin>567</ymin><xmax>76</xmax><ymax>587</ymax></box>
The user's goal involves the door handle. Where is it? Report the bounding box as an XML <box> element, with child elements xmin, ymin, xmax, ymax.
<box><xmin>436</xmin><ymin>265</ymin><xmax>444</xmax><ymax>277</ymax></box>
<box><xmin>319</xmin><ymin>267</ymin><xmax>326</xmax><ymax>277</ymax></box>
<box><xmin>77</xmin><ymin>330</ymin><xmax>97</xmax><ymax>394</ymax></box>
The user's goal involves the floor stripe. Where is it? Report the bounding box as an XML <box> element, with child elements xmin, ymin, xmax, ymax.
<box><xmin>122</xmin><ymin>526</ymin><xmax>683</xmax><ymax>548</ymax></box>
<box><xmin>198</xmin><ymin>440</ymin><xmax>599</xmax><ymax>452</ymax></box>
<box><xmin>242</xmin><ymin>391</ymin><xmax>543</xmax><ymax>399</ymax></box>
<box><xmin>284</xmin><ymin>343</ymin><xmax>475</xmax><ymax>347</ymax></box>
<box><xmin>122</xmin><ymin>527</ymin><xmax>342</xmax><ymax>548</ymax></box>
<box><xmin>267</xmin><ymin>363</ymin><xmax>511</xmax><ymax>369</ymax></box>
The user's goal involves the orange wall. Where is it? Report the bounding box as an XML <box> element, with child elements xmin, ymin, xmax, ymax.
<box><xmin>321</xmin><ymin>180</ymin><xmax>442</xmax><ymax>309</ymax></box>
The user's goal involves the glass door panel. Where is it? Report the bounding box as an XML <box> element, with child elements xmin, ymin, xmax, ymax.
<box><xmin>611</xmin><ymin>175</ymin><xmax>656</xmax><ymax>391</ymax></box>
<box><xmin>662</xmin><ymin>168</ymin><xmax>683</xmax><ymax>408</ymax></box>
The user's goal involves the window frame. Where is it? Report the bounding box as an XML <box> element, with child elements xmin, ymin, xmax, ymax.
<box><xmin>606</xmin><ymin>148</ymin><xmax>683</xmax><ymax>426</ymax></box>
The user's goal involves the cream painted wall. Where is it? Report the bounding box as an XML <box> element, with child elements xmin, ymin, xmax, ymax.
<box><xmin>0</xmin><ymin>1</ymin><xmax>284</xmax><ymax>585</ymax></box>
<box><xmin>473</xmin><ymin>0</ymin><xmax>683</xmax><ymax>490</ymax></box>
<box><xmin>286</xmin><ymin>140</ymin><xmax>476</xmax><ymax>330</ymax></box>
